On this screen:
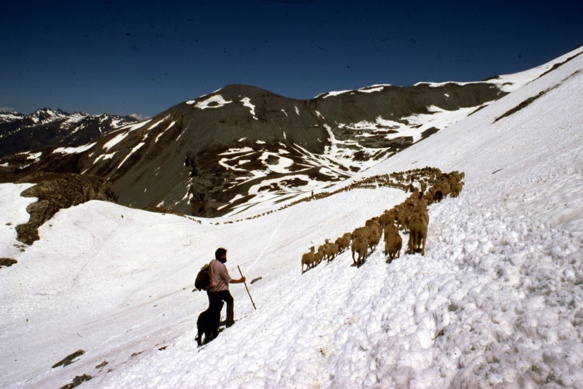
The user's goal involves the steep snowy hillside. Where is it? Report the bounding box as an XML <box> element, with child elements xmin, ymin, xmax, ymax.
<box><xmin>0</xmin><ymin>46</ymin><xmax>582</xmax><ymax>389</ymax></box>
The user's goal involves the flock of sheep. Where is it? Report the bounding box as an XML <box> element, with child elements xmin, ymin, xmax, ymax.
<box><xmin>301</xmin><ymin>167</ymin><xmax>465</xmax><ymax>273</ymax></box>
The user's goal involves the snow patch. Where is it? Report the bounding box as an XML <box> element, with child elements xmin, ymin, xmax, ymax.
<box><xmin>53</xmin><ymin>143</ymin><xmax>96</xmax><ymax>155</ymax></box>
<box><xmin>188</xmin><ymin>94</ymin><xmax>233</xmax><ymax>109</ymax></box>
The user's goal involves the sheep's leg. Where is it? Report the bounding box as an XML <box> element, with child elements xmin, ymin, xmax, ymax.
<box><xmin>411</xmin><ymin>231</ymin><xmax>419</xmax><ymax>254</ymax></box>
<box><xmin>197</xmin><ymin>329</ymin><xmax>203</xmax><ymax>346</ymax></box>
<box><xmin>352</xmin><ymin>249</ymin><xmax>359</xmax><ymax>266</ymax></box>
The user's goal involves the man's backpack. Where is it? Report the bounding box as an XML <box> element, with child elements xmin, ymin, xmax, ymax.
<box><xmin>194</xmin><ymin>263</ymin><xmax>211</xmax><ymax>291</ymax></box>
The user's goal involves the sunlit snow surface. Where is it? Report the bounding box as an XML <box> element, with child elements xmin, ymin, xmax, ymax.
<box><xmin>0</xmin><ymin>47</ymin><xmax>582</xmax><ymax>388</ymax></box>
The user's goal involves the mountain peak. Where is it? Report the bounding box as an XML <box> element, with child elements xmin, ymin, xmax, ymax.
<box><xmin>186</xmin><ymin>84</ymin><xmax>291</xmax><ymax>107</ymax></box>
<box><xmin>31</xmin><ymin>107</ymin><xmax>68</xmax><ymax>119</ymax></box>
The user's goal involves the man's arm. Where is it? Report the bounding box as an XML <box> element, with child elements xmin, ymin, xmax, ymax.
<box><xmin>230</xmin><ymin>276</ymin><xmax>245</xmax><ymax>284</ymax></box>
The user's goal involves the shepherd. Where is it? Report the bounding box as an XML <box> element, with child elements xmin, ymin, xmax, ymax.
<box><xmin>208</xmin><ymin>247</ymin><xmax>246</xmax><ymax>328</ymax></box>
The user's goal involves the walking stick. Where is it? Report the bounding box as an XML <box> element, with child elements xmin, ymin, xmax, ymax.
<box><xmin>238</xmin><ymin>265</ymin><xmax>256</xmax><ymax>310</ymax></box>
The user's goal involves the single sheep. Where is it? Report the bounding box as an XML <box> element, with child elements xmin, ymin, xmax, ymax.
<box><xmin>335</xmin><ymin>235</ymin><xmax>351</xmax><ymax>253</ymax></box>
<box><xmin>411</xmin><ymin>199</ymin><xmax>429</xmax><ymax>226</ymax></box>
<box><xmin>379</xmin><ymin>210</ymin><xmax>395</xmax><ymax>232</ymax></box>
<box><xmin>352</xmin><ymin>226</ymin><xmax>367</xmax><ymax>239</ymax></box>
<box><xmin>351</xmin><ymin>235</ymin><xmax>368</xmax><ymax>268</ymax></box>
<box><xmin>325</xmin><ymin>242</ymin><xmax>339</xmax><ymax>262</ymax></box>
<box><xmin>318</xmin><ymin>240</ymin><xmax>333</xmax><ymax>262</ymax></box>
<box><xmin>301</xmin><ymin>246</ymin><xmax>316</xmax><ymax>273</ymax></box>
<box><xmin>366</xmin><ymin>225</ymin><xmax>381</xmax><ymax>253</ymax></box>
<box><xmin>314</xmin><ymin>247</ymin><xmax>325</xmax><ymax>265</ymax></box>
<box><xmin>383</xmin><ymin>223</ymin><xmax>402</xmax><ymax>262</ymax></box>
<box><xmin>407</xmin><ymin>212</ymin><xmax>428</xmax><ymax>255</ymax></box>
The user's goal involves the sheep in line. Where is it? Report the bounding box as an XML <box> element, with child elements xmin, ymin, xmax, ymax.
<box><xmin>393</xmin><ymin>193</ymin><xmax>424</xmax><ymax>232</ymax></box>
<box><xmin>384</xmin><ymin>222</ymin><xmax>402</xmax><ymax>262</ymax></box>
<box><xmin>321</xmin><ymin>239</ymin><xmax>340</xmax><ymax>262</ymax></box>
<box><xmin>315</xmin><ymin>247</ymin><xmax>325</xmax><ymax>265</ymax></box>
<box><xmin>394</xmin><ymin>204</ymin><xmax>408</xmax><ymax>231</ymax></box>
<box><xmin>411</xmin><ymin>197</ymin><xmax>429</xmax><ymax>225</ymax></box>
<box><xmin>301</xmin><ymin>246</ymin><xmax>316</xmax><ymax>273</ymax></box>
<box><xmin>450</xmin><ymin>181</ymin><xmax>464</xmax><ymax>197</ymax></box>
<box><xmin>407</xmin><ymin>212</ymin><xmax>428</xmax><ymax>256</ymax></box>
<box><xmin>299</xmin><ymin>167</ymin><xmax>465</xmax><ymax>272</ymax></box>
<box><xmin>352</xmin><ymin>223</ymin><xmax>380</xmax><ymax>255</ymax></box>
<box><xmin>366</xmin><ymin>224</ymin><xmax>381</xmax><ymax>254</ymax></box>
<box><xmin>379</xmin><ymin>209</ymin><xmax>397</xmax><ymax>232</ymax></box>
<box><xmin>352</xmin><ymin>226</ymin><xmax>366</xmax><ymax>237</ymax></box>
<box><xmin>365</xmin><ymin>217</ymin><xmax>381</xmax><ymax>232</ymax></box>
<box><xmin>351</xmin><ymin>235</ymin><xmax>368</xmax><ymax>268</ymax></box>
<box><xmin>335</xmin><ymin>233</ymin><xmax>351</xmax><ymax>253</ymax></box>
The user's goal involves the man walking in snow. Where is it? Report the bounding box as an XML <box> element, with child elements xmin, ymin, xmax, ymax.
<box><xmin>208</xmin><ymin>247</ymin><xmax>246</xmax><ymax>328</ymax></box>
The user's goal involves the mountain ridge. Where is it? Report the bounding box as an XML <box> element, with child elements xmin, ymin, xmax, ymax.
<box><xmin>0</xmin><ymin>108</ymin><xmax>138</xmax><ymax>158</ymax></box>
<box><xmin>0</xmin><ymin>81</ymin><xmax>506</xmax><ymax>217</ymax></box>
<box><xmin>1</xmin><ymin>48</ymin><xmax>580</xmax><ymax>218</ymax></box>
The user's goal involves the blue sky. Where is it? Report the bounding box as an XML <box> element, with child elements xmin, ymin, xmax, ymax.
<box><xmin>1</xmin><ymin>0</ymin><xmax>582</xmax><ymax>118</ymax></box>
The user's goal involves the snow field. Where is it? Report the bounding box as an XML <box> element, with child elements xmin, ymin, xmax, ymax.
<box><xmin>1</xmin><ymin>46</ymin><xmax>582</xmax><ymax>388</ymax></box>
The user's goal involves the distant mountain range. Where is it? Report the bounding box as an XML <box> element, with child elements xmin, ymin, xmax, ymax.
<box><xmin>0</xmin><ymin>70</ymin><xmax>556</xmax><ymax>217</ymax></box>
<box><xmin>0</xmin><ymin>108</ymin><xmax>138</xmax><ymax>158</ymax></box>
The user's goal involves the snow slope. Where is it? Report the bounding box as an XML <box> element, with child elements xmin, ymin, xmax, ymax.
<box><xmin>0</xmin><ymin>46</ymin><xmax>582</xmax><ymax>388</ymax></box>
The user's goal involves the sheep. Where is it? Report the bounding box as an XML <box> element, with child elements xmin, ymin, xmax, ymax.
<box><xmin>395</xmin><ymin>204</ymin><xmax>412</xmax><ymax>231</ymax></box>
<box><xmin>352</xmin><ymin>226</ymin><xmax>367</xmax><ymax>240</ymax></box>
<box><xmin>407</xmin><ymin>212</ymin><xmax>428</xmax><ymax>255</ymax></box>
<box><xmin>379</xmin><ymin>210</ymin><xmax>396</xmax><ymax>232</ymax></box>
<box><xmin>450</xmin><ymin>170</ymin><xmax>465</xmax><ymax>182</ymax></box>
<box><xmin>325</xmin><ymin>242</ymin><xmax>339</xmax><ymax>262</ymax></box>
<box><xmin>353</xmin><ymin>222</ymin><xmax>380</xmax><ymax>254</ymax></box>
<box><xmin>450</xmin><ymin>180</ymin><xmax>464</xmax><ymax>197</ymax></box>
<box><xmin>365</xmin><ymin>217</ymin><xmax>381</xmax><ymax>233</ymax></box>
<box><xmin>383</xmin><ymin>223</ymin><xmax>402</xmax><ymax>262</ymax></box>
<box><xmin>423</xmin><ymin>187</ymin><xmax>437</xmax><ymax>205</ymax></box>
<box><xmin>335</xmin><ymin>234</ymin><xmax>351</xmax><ymax>253</ymax></box>
<box><xmin>412</xmin><ymin>198</ymin><xmax>429</xmax><ymax>225</ymax></box>
<box><xmin>314</xmin><ymin>248</ymin><xmax>325</xmax><ymax>265</ymax></box>
<box><xmin>301</xmin><ymin>246</ymin><xmax>316</xmax><ymax>273</ymax></box>
<box><xmin>433</xmin><ymin>181</ymin><xmax>451</xmax><ymax>202</ymax></box>
<box><xmin>351</xmin><ymin>235</ymin><xmax>368</xmax><ymax>268</ymax></box>
<box><xmin>318</xmin><ymin>240</ymin><xmax>334</xmax><ymax>262</ymax></box>
<box><xmin>366</xmin><ymin>225</ymin><xmax>381</xmax><ymax>253</ymax></box>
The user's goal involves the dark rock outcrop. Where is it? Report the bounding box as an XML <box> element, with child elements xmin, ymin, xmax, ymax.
<box><xmin>15</xmin><ymin>173</ymin><xmax>118</xmax><ymax>244</ymax></box>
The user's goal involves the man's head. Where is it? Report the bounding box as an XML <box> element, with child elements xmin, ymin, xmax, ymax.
<box><xmin>215</xmin><ymin>247</ymin><xmax>227</xmax><ymax>263</ymax></box>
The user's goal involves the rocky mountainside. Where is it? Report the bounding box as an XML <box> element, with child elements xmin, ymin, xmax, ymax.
<box><xmin>0</xmin><ymin>108</ymin><xmax>138</xmax><ymax>158</ymax></box>
<box><xmin>0</xmin><ymin>81</ymin><xmax>511</xmax><ymax>217</ymax></box>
